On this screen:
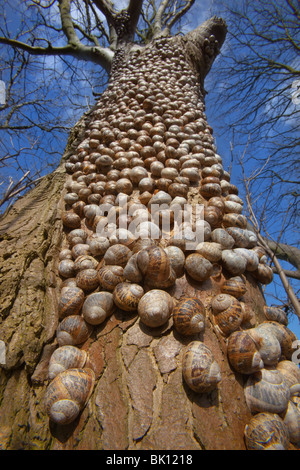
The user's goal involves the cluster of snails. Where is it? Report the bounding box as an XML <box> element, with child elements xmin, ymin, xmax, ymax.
<box><xmin>44</xmin><ymin>35</ymin><xmax>299</xmax><ymax>449</ymax></box>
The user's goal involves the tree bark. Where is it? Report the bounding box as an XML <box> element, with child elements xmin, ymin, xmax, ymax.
<box><xmin>0</xmin><ymin>17</ymin><xmax>297</xmax><ymax>451</ymax></box>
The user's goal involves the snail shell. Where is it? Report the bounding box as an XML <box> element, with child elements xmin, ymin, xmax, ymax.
<box><xmin>62</xmin><ymin>211</ymin><xmax>81</xmax><ymax>229</ymax></box>
<box><xmin>277</xmin><ymin>360</ymin><xmax>300</xmax><ymax>388</ymax></box>
<box><xmin>82</xmin><ymin>291</ymin><xmax>114</xmax><ymax>325</ymax></box>
<box><xmin>137</xmin><ymin>289</ymin><xmax>173</xmax><ymax>328</ymax></box>
<box><xmin>137</xmin><ymin>245</ymin><xmax>171</xmax><ymax>286</ymax></box>
<box><xmin>58</xmin><ymin>259</ymin><xmax>75</xmax><ymax>279</ymax></box>
<box><xmin>185</xmin><ymin>253</ymin><xmax>214</xmax><ymax>282</ymax></box>
<box><xmin>233</xmin><ymin>248</ymin><xmax>259</xmax><ymax>272</ymax></box>
<box><xmin>211</xmin><ymin>228</ymin><xmax>235</xmax><ymax>249</ymax></box>
<box><xmin>103</xmin><ymin>244</ymin><xmax>132</xmax><ymax>268</ymax></box>
<box><xmin>48</xmin><ymin>345</ymin><xmax>88</xmax><ymax>380</ymax></box>
<box><xmin>283</xmin><ymin>399</ymin><xmax>300</xmax><ymax>446</ymax></box>
<box><xmin>227</xmin><ymin>331</ymin><xmax>263</xmax><ymax>375</ymax></box>
<box><xmin>97</xmin><ymin>265</ymin><xmax>125</xmax><ymax>291</ymax></box>
<box><xmin>251</xmin><ymin>264</ymin><xmax>273</xmax><ymax>284</ymax></box>
<box><xmin>221</xmin><ymin>276</ymin><xmax>247</xmax><ymax>299</ymax></box>
<box><xmin>76</xmin><ymin>268</ymin><xmax>99</xmax><ymax>292</ymax></box>
<box><xmin>221</xmin><ymin>249</ymin><xmax>247</xmax><ymax>275</ymax></box>
<box><xmin>247</xmin><ymin>326</ymin><xmax>282</xmax><ymax>366</ymax></box>
<box><xmin>173</xmin><ymin>297</ymin><xmax>206</xmax><ymax>336</ymax></box>
<box><xmin>264</xmin><ymin>306</ymin><xmax>288</xmax><ymax>326</ymax></box>
<box><xmin>73</xmin><ymin>255</ymin><xmax>98</xmax><ymax>273</ymax></box>
<box><xmin>163</xmin><ymin>246</ymin><xmax>185</xmax><ymax>278</ymax></box>
<box><xmin>87</xmin><ymin>235</ymin><xmax>110</xmax><ymax>257</ymax></box>
<box><xmin>211</xmin><ymin>293</ymin><xmax>243</xmax><ymax>336</ymax></box>
<box><xmin>123</xmin><ymin>253</ymin><xmax>143</xmax><ymax>283</ymax></box>
<box><xmin>44</xmin><ymin>368</ymin><xmax>95</xmax><ymax>425</ymax></box>
<box><xmin>225</xmin><ymin>227</ymin><xmax>251</xmax><ymax>248</ymax></box>
<box><xmin>222</xmin><ymin>213</ymin><xmax>247</xmax><ymax>229</ymax></box>
<box><xmin>58</xmin><ymin>287</ymin><xmax>85</xmax><ymax>319</ymax></box>
<box><xmin>113</xmin><ymin>282</ymin><xmax>144</xmax><ymax>312</ymax></box>
<box><xmin>244</xmin><ymin>368</ymin><xmax>290</xmax><ymax>415</ymax></box>
<box><xmin>244</xmin><ymin>412</ymin><xmax>289</xmax><ymax>450</ymax></box>
<box><xmin>56</xmin><ymin>315</ymin><xmax>92</xmax><ymax>346</ymax></box>
<box><xmin>195</xmin><ymin>242</ymin><xmax>222</xmax><ymax>262</ymax></box>
<box><xmin>255</xmin><ymin>321</ymin><xmax>297</xmax><ymax>360</ymax></box>
<box><xmin>182</xmin><ymin>342</ymin><xmax>221</xmax><ymax>393</ymax></box>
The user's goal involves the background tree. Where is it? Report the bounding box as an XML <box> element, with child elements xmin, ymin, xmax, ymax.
<box><xmin>0</xmin><ymin>0</ymin><xmax>299</xmax><ymax>451</ymax></box>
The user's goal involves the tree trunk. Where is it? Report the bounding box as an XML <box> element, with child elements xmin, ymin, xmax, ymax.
<box><xmin>0</xmin><ymin>19</ymin><xmax>297</xmax><ymax>451</ymax></box>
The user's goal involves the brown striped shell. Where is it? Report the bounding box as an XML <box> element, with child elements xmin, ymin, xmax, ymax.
<box><xmin>182</xmin><ymin>342</ymin><xmax>221</xmax><ymax>393</ymax></box>
<box><xmin>113</xmin><ymin>282</ymin><xmax>144</xmax><ymax>312</ymax></box>
<box><xmin>221</xmin><ymin>276</ymin><xmax>247</xmax><ymax>299</ymax></box>
<box><xmin>185</xmin><ymin>253</ymin><xmax>214</xmax><ymax>282</ymax></box>
<box><xmin>173</xmin><ymin>297</ymin><xmax>206</xmax><ymax>336</ymax></box>
<box><xmin>211</xmin><ymin>293</ymin><xmax>243</xmax><ymax>336</ymax></box>
<box><xmin>137</xmin><ymin>245</ymin><xmax>171</xmax><ymax>286</ymax></box>
<box><xmin>58</xmin><ymin>287</ymin><xmax>85</xmax><ymax>319</ymax></box>
<box><xmin>97</xmin><ymin>265</ymin><xmax>125</xmax><ymax>291</ymax></box>
<box><xmin>44</xmin><ymin>368</ymin><xmax>95</xmax><ymax>425</ymax></box>
<box><xmin>103</xmin><ymin>243</ymin><xmax>132</xmax><ymax>268</ymax></box>
<box><xmin>227</xmin><ymin>331</ymin><xmax>263</xmax><ymax>375</ymax></box>
<box><xmin>244</xmin><ymin>368</ymin><xmax>290</xmax><ymax>415</ymax></box>
<box><xmin>56</xmin><ymin>315</ymin><xmax>92</xmax><ymax>346</ymax></box>
<box><xmin>82</xmin><ymin>291</ymin><xmax>114</xmax><ymax>325</ymax></box>
<box><xmin>264</xmin><ymin>306</ymin><xmax>288</xmax><ymax>326</ymax></box>
<box><xmin>137</xmin><ymin>289</ymin><xmax>173</xmax><ymax>328</ymax></box>
<box><xmin>76</xmin><ymin>268</ymin><xmax>99</xmax><ymax>292</ymax></box>
<box><xmin>48</xmin><ymin>345</ymin><xmax>88</xmax><ymax>380</ymax></box>
<box><xmin>244</xmin><ymin>412</ymin><xmax>289</xmax><ymax>450</ymax></box>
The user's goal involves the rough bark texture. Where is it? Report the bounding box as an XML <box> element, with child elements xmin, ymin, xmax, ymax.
<box><xmin>0</xmin><ymin>18</ymin><xmax>297</xmax><ymax>451</ymax></box>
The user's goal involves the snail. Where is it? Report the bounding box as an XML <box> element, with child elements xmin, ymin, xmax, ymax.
<box><xmin>220</xmin><ymin>276</ymin><xmax>246</xmax><ymax>299</ymax></box>
<box><xmin>185</xmin><ymin>253</ymin><xmax>214</xmax><ymax>282</ymax></box>
<box><xmin>58</xmin><ymin>286</ymin><xmax>85</xmax><ymax>319</ymax></box>
<box><xmin>233</xmin><ymin>248</ymin><xmax>259</xmax><ymax>272</ymax></box>
<box><xmin>48</xmin><ymin>345</ymin><xmax>88</xmax><ymax>380</ymax></box>
<box><xmin>211</xmin><ymin>228</ymin><xmax>235</xmax><ymax>249</ymax></box>
<box><xmin>44</xmin><ymin>368</ymin><xmax>95</xmax><ymax>425</ymax></box>
<box><xmin>195</xmin><ymin>242</ymin><xmax>222</xmax><ymax>263</ymax></box>
<box><xmin>173</xmin><ymin>297</ymin><xmax>206</xmax><ymax>336</ymax></box>
<box><xmin>211</xmin><ymin>293</ymin><xmax>243</xmax><ymax>336</ymax></box>
<box><xmin>87</xmin><ymin>235</ymin><xmax>110</xmax><ymax>257</ymax></box>
<box><xmin>264</xmin><ymin>306</ymin><xmax>288</xmax><ymax>326</ymax></box>
<box><xmin>97</xmin><ymin>265</ymin><xmax>125</xmax><ymax>291</ymax></box>
<box><xmin>113</xmin><ymin>282</ymin><xmax>144</xmax><ymax>312</ymax></box>
<box><xmin>136</xmin><ymin>245</ymin><xmax>171</xmax><ymax>287</ymax></box>
<box><xmin>82</xmin><ymin>291</ymin><xmax>114</xmax><ymax>325</ymax></box>
<box><xmin>123</xmin><ymin>253</ymin><xmax>143</xmax><ymax>283</ymax></box>
<box><xmin>137</xmin><ymin>289</ymin><xmax>173</xmax><ymax>328</ymax></box>
<box><xmin>227</xmin><ymin>330</ymin><xmax>264</xmax><ymax>375</ymax></box>
<box><xmin>103</xmin><ymin>244</ymin><xmax>132</xmax><ymax>268</ymax></box>
<box><xmin>58</xmin><ymin>259</ymin><xmax>75</xmax><ymax>279</ymax></box>
<box><xmin>221</xmin><ymin>249</ymin><xmax>248</xmax><ymax>276</ymax></box>
<box><xmin>254</xmin><ymin>321</ymin><xmax>297</xmax><ymax>361</ymax></box>
<box><xmin>244</xmin><ymin>367</ymin><xmax>290</xmax><ymax>415</ymax></box>
<box><xmin>163</xmin><ymin>246</ymin><xmax>185</xmax><ymax>278</ymax></box>
<box><xmin>76</xmin><ymin>268</ymin><xmax>99</xmax><ymax>292</ymax></box>
<box><xmin>62</xmin><ymin>211</ymin><xmax>81</xmax><ymax>229</ymax></box>
<box><xmin>222</xmin><ymin>213</ymin><xmax>247</xmax><ymax>229</ymax></box>
<box><xmin>251</xmin><ymin>263</ymin><xmax>273</xmax><ymax>285</ymax></box>
<box><xmin>247</xmin><ymin>326</ymin><xmax>281</xmax><ymax>366</ymax></box>
<box><xmin>56</xmin><ymin>315</ymin><xmax>92</xmax><ymax>346</ymax></box>
<box><xmin>73</xmin><ymin>255</ymin><xmax>99</xmax><ymax>273</ymax></box>
<box><xmin>244</xmin><ymin>412</ymin><xmax>290</xmax><ymax>450</ymax></box>
<box><xmin>182</xmin><ymin>342</ymin><xmax>221</xmax><ymax>393</ymax></box>
<box><xmin>283</xmin><ymin>396</ymin><xmax>300</xmax><ymax>446</ymax></box>
<box><xmin>277</xmin><ymin>360</ymin><xmax>300</xmax><ymax>388</ymax></box>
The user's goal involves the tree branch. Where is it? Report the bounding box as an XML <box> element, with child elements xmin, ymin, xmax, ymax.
<box><xmin>162</xmin><ymin>0</ymin><xmax>196</xmax><ymax>36</ymax></box>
